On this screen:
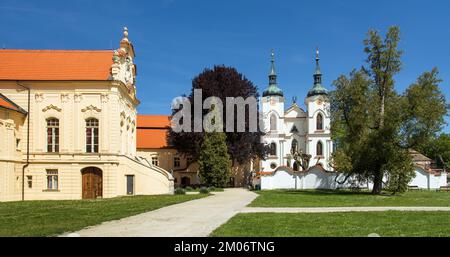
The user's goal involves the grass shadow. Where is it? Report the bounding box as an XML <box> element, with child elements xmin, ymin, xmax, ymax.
<box><xmin>269</xmin><ymin>189</ymin><xmax>396</xmax><ymax>197</ymax></box>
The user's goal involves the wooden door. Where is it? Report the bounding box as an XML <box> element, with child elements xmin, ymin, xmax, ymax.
<box><xmin>82</xmin><ymin>167</ymin><xmax>103</xmax><ymax>199</ymax></box>
<box><xmin>181</xmin><ymin>177</ymin><xmax>190</xmax><ymax>187</ymax></box>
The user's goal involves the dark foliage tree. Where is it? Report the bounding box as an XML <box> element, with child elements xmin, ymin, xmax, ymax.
<box><xmin>168</xmin><ymin>65</ymin><xmax>267</xmax><ymax>165</ymax></box>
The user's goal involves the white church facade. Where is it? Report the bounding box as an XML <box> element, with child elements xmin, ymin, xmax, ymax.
<box><xmin>256</xmin><ymin>51</ymin><xmax>448</xmax><ymax>191</ymax></box>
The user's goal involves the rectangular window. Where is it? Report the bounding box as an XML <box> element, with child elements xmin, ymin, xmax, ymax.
<box><xmin>151</xmin><ymin>157</ymin><xmax>159</xmax><ymax>166</ymax></box>
<box><xmin>47</xmin><ymin>118</ymin><xmax>59</xmax><ymax>153</ymax></box>
<box><xmin>86</xmin><ymin>119</ymin><xmax>99</xmax><ymax>153</ymax></box>
<box><xmin>174</xmin><ymin>157</ymin><xmax>181</xmax><ymax>168</ymax></box>
<box><xmin>126</xmin><ymin>175</ymin><xmax>135</xmax><ymax>195</ymax></box>
<box><xmin>27</xmin><ymin>176</ymin><xmax>32</xmax><ymax>189</ymax></box>
<box><xmin>46</xmin><ymin>170</ymin><xmax>58</xmax><ymax>190</ymax></box>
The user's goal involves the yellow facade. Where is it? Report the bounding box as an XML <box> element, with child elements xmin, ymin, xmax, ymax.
<box><xmin>0</xmin><ymin>29</ymin><xmax>174</xmax><ymax>202</ymax></box>
<box><xmin>138</xmin><ymin>148</ymin><xmax>201</xmax><ymax>186</ymax></box>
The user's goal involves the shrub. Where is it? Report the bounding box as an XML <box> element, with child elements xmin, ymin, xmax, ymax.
<box><xmin>174</xmin><ymin>188</ymin><xmax>186</xmax><ymax>195</ymax></box>
<box><xmin>208</xmin><ymin>186</ymin><xmax>216</xmax><ymax>192</ymax></box>
<box><xmin>199</xmin><ymin>187</ymin><xmax>210</xmax><ymax>194</ymax></box>
<box><xmin>185</xmin><ymin>186</ymin><xmax>194</xmax><ymax>192</ymax></box>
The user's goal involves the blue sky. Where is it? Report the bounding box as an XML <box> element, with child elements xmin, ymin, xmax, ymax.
<box><xmin>1</xmin><ymin>0</ymin><xmax>449</xmax><ymax>132</ymax></box>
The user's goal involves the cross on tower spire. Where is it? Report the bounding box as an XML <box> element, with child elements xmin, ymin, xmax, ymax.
<box><xmin>314</xmin><ymin>47</ymin><xmax>322</xmax><ymax>86</ymax></box>
<box><xmin>269</xmin><ymin>49</ymin><xmax>277</xmax><ymax>85</ymax></box>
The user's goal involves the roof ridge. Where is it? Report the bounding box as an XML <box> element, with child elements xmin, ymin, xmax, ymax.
<box><xmin>0</xmin><ymin>93</ymin><xmax>27</xmax><ymax>114</ymax></box>
<box><xmin>138</xmin><ymin>114</ymin><xmax>171</xmax><ymax>117</ymax></box>
<box><xmin>0</xmin><ymin>49</ymin><xmax>113</xmax><ymax>52</ymax></box>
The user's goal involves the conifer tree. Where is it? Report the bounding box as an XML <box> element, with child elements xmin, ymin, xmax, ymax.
<box><xmin>198</xmin><ymin>132</ymin><xmax>231</xmax><ymax>187</ymax></box>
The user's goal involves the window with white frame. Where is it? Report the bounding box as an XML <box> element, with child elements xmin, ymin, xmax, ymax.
<box><xmin>27</xmin><ymin>176</ymin><xmax>32</xmax><ymax>189</ymax></box>
<box><xmin>316</xmin><ymin>113</ymin><xmax>324</xmax><ymax>131</ymax></box>
<box><xmin>151</xmin><ymin>156</ymin><xmax>159</xmax><ymax>166</ymax></box>
<box><xmin>316</xmin><ymin>141</ymin><xmax>324</xmax><ymax>157</ymax></box>
<box><xmin>47</xmin><ymin>118</ymin><xmax>59</xmax><ymax>152</ymax></box>
<box><xmin>46</xmin><ymin>170</ymin><xmax>58</xmax><ymax>190</ymax></box>
<box><xmin>269</xmin><ymin>142</ymin><xmax>277</xmax><ymax>156</ymax></box>
<box><xmin>174</xmin><ymin>157</ymin><xmax>181</xmax><ymax>168</ymax></box>
<box><xmin>270</xmin><ymin>114</ymin><xmax>277</xmax><ymax>131</ymax></box>
<box><xmin>86</xmin><ymin>118</ymin><xmax>99</xmax><ymax>153</ymax></box>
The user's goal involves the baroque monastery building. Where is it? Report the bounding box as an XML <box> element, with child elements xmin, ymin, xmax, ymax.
<box><xmin>0</xmin><ymin>28</ymin><xmax>174</xmax><ymax>202</ymax></box>
<box><xmin>1</xmin><ymin>29</ymin><xmax>446</xmax><ymax>201</ymax></box>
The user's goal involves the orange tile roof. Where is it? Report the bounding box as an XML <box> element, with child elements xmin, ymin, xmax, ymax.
<box><xmin>0</xmin><ymin>93</ymin><xmax>27</xmax><ymax>114</ymax></box>
<box><xmin>136</xmin><ymin>115</ymin><xmax>171</xmax><ymax>149</ymax></box>
<box><xmin>0</xmin><ymin>49</ymin><xmax>113</xmax><ymax>81</ymax></box>
<box><xmin>137</xmin><ymin>115</ymin><xmax>171</xmax><ymax>128</ymax></box>
<box><xmin>137</xmin><ymin>129</ymin><xmax>169</xmax><ymax>149</ymax></box>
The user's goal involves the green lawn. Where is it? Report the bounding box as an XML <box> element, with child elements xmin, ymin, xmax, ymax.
<box><xmin>211</xmin><ymin>211</ymin><xmax>450</xmax><ymax>237</ymax></box>
<box><xmin>0</xmin><ymin>194</ymin><xmax>207</xmax><ymax>237</ymax></box>
<box><xmin>249</xmin><ymin>190</ymin><xmax>450</xmax><ymax>207</ymax></box>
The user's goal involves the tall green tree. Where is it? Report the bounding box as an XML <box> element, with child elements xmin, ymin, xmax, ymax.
<box><xmin>331</xmin><ymin>26</ymin><xmax>448</xmax><ymax>194</ymax></box>
<box><xmin>418</xmin><ymin>133</ymin><xmax>450</xmax><ymax>169</ymax></box>
<box><xmin>198</xmin><ymin>132</ymin><xmax>231</xmax><ymax>187</ymax></box>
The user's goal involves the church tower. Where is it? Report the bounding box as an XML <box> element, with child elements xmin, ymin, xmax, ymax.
<box><xmin>261</xmin><ymin>50</ymin><xmax>285</xmax><ymax>169</ymax></box>
<box><xmin>305</xmin><ymin>49</ymin><xmax>333</xmax><ymax>170</ymax></box>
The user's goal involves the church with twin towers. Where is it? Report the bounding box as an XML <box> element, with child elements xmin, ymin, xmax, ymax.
<box><xmin>259</xmin><ymin>49</ymin><xmax>334</xmax><ymax>177</ymax></box>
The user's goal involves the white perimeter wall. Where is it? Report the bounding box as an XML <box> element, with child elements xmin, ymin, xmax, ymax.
<box><xmin>260</xmin><ymin>167</ymin><xmax>447</xmax><ymax>190</ymax></box>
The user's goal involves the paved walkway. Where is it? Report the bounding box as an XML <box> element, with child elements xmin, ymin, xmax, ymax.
<box><xmin>66</xmin><ymin>188</ymin><xmax>258</xmax><ymax>237</ymax></box>
<box><xmin>63</xmin><ymin>189</ymin><xmax>450</xmax><ymax>237</ymax></box>
<box><xmin>241</xmin><ymin>206</ymin><xmax>450</xmax><ymax>213</ymax></box>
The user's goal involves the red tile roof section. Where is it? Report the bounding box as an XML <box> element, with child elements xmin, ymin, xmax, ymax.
<box><xmin>0</xmin><ymin>50</ymin><xmax>113</xmax><ymax>81</ymax></box>
<box><xmin>137</xmin><ymin>115</ymin><xmax>172</xmax><ymax>149</ymax></box>
<box><xmin>0</xmin><ymin>93</ymin><xmax>27</xmax><ymax>114</ymax></box>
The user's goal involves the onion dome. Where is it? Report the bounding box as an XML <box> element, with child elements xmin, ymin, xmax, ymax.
<box><xmin>263</xmin><ymin>50</ymin><xmax>284</xmax><ymax>97</ymax></box>
<box><xmin>307</xmin><ymin>48</ymin><xmax>328</xmax><ymax>97</ymax></box>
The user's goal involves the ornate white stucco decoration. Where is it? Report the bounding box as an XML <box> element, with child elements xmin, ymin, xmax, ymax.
<box><xmin>61</xmin><ymin>93</ymin><xmax>70</xmax><ymax>103</ymax></box>
<box><xmin>111</xmin><ymin>27</ymin><xmax>137</xmax><ymax>99</ymax></box>
<box><xmin>35</xmin><ymin>93</ymin><xmax>44</xmax><ymax>103</ymax></box>
<box><xmin>81</xmin><ymin>105</ymin><xmax>102</xmax><ymax>113</ymax></box>
<box><xmin>74</xmin><ymin>93</ymin><xmax>83</xmax><ymax>103</ymax></box>
<box><xmin>101</xmin><ymin>93</ymin><xmax>109</xmax><ymax>103</ymax></box>
<box><xmin>42</xmin><ymin>104</ymin><xmax>62</xmax><ymax>112</ymax></box>
<box><xmin>1</xmin><ymin>120</ymin><xmax>15</xmax><ymax>129</ymax></box>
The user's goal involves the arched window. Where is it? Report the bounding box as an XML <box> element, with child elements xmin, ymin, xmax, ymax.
<box><xmin>293</xmin><ymin>161</ymin><xmax>299</xmax><ymax>172</ymax></box>
<box><xmin>269</xmin><ymin>142</ymin><xmax>277</xmax><ymax>156</ymax></box>
<box><xmin>47</xmin><ymin>118</ymin><xmax>59</xmax><ymax>152</ymax></box>
<box><xmin>86</xmin><ymin>118</ymin><xmax>99</xmax><ymax>153</ymax></box>
<box><xmin>291</xmin><ymin>139</ymin><xmax>298</xmax><ymax>154</ymax></box>
<box><xmin>316</xmin><ymin>141</ymin><xmax>323</xmax><ymax>156</ymax></box>
<box><xmin>316</xmin><ymin>113</ymin><xmax>324</xmax><ymax>131</ymax></box>
<box><xmin>270</xmin><ymin>114</ymin><xmax>277</xmax><ymax>131</ymax></box>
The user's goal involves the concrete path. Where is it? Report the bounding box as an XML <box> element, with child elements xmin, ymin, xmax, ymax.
<box><xmin>241</xmin><ymin>206</ymin><xmax>450</xmax><ymax>213</ymax></box>
<box><xmin>66</xmin><ymin>188</ymin><xmax>258</xmax><ymax>237</ymax></box>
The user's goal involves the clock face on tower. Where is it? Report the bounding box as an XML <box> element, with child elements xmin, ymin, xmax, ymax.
<box><xmin>316</xmin><ymin>98</ymin><xmax>323</xmax><ymax>105</ymax></box>
<box><xmin>270</xmin><ymin>99</ymin><xmax>276</xmax><ymax>106</ymax></box>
